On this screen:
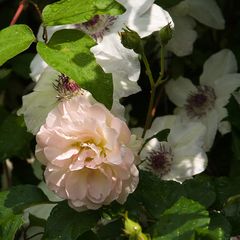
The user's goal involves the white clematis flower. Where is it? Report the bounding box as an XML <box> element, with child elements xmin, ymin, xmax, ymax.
<box><xmin>134</xmin><ymin>115</ymin><xmax>207</xmax><ymax>182</ymax></box>
<box><xmin>165</xmin><ymin>49</ymin><xmax>240</xmax><ymax>151</ymax></box>
<box><xmin>90</xmin><ymin>0</ymin><xmax>173</xmax><ymax>81</ymax></box>
<box><xmin>165</xmin><ymin>0</ymin><xmax>225</xmax><ymax>56</ymax></box>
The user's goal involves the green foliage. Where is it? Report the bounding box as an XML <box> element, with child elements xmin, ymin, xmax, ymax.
<box><xmin>0</xmin><ymin>24</ymin><xmax>35</xmax><ymax>66</ymax></box>
<box><xmin>37</xmin><ymin>29</ymin><xmax>113</xmax><ymax>109</ymax></box>
<box><xmin>0</xmin><ymin>191</ymin><xmax>24</xmax><ymax>240</ymax></box>
<box><xmin>42</xmin><ymin>0</ymin><xmax>125</xmax><ymax>26</ymax></box>
<box><xmin>209</xmin><ymin>212</ymin><xmax>232</xmax><ymax>239</ymax></box>
<box><xmin>0</xmin><ymin>114</ymin><xmax>33</xmax><ymax>162</ymax></box>
<box><xmin>150</xmin><ymin>197</ymin><xmax>210</xmax><ymax>239</ymax></box>
<box><xmin>182</xmin><ymin>176</ymin><xmax>216</xmax><ymax>208</ymax></box>
<box><xmin>4</xmin><ymin>185</ymin><xmax>49</xmax><ymax>213</ymax></box>
<box><xmin>43</xmin><ymin>201</ymin><xmax>100</xmax><ymax>240</ymax></box>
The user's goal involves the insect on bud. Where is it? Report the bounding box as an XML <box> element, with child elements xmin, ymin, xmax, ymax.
<box><xmin>120</xmin><ymin>27</ymin><xmax>144</xmax><ymax>54</ymax></box>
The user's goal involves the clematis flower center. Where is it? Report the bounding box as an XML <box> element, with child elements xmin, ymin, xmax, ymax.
<box><xmin>147</xmin><ymin>142</ymin><xmax>173</xmax><ymax>177</ymax></box>
<box><xmin>78</xmin><ymin>15</ymin><xmax>117</xmax><ymax>41</ymax></box>
<box><xmin>185</xmin><ymin>85</ymin><xmax>216</xmax><ymax>118</ymax></box>
<box><xmin>53</xmin><ymin>74</ymin><xmax>82</xmax><ymax>101</ymax></box>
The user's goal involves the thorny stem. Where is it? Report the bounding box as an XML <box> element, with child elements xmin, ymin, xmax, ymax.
<box><xmin>142</xmin><ymin>46</ymin><xmax>165</xmax><ymax>139</ymax></box>
<box><xmin>10</xmin><ymin>0</ymin><xmax>28</xmax><ymax>25</ymax></box>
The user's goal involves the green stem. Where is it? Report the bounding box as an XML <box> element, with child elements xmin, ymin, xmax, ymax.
<box><xmin>142</xmin><ymin>86</ymin><xmax>156</xmax><ymax>138</ymax></box>
<box><xmin>142</xmin><ymin>52</ymin><xmax>154</xmax><ymax>88</ymax></box>
<box><xmin>156</xmin><ymin>46</ymin><xmax>165</xmax><ymax>86</ymax></box>
<box><xmin>141</xmin><ymin>46</ymin><xmax>165</xmax><ymax>139</ymax></box>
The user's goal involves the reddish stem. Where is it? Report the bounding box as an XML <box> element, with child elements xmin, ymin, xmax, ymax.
<box><xmin>10</xmin><ymin>0</ymin><xmax>27</xmax><ymax>25</ymax></box>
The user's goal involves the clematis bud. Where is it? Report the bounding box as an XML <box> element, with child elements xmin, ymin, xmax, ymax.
<box><xmin>120</xmin><ymin>27</ymin><xmax>144</xmax><ymax>54</ymax></box>
<box><xmin>159</xmin><ymin>23</ymin><xmax>173</xmax><ymax>46</ymax></box>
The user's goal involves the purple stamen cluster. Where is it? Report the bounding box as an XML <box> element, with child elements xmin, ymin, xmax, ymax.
<box><xmin>53</xmin><ymin>74</ymin><xmax>82</xmax><ymax>101</ymax></box>
<box><xmin>147</xmin><ymin>143</ymin><xmax>173</xmax><ymax>177</ymax></box>
<box><xmin>185</xmin><ymin>85</ymin><xmax>216</xmax><ymax>119</ymax></box>
<box><xmin>78</xmin><ymin>15</ymin><xmax>117</xmax><ymax>41</ymax></box>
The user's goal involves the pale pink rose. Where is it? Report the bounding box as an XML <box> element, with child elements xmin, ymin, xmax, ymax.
<box><xmin>35</xmin><ymin>95</ymin><xmax>139</xmax><ymax>211</ymax></box>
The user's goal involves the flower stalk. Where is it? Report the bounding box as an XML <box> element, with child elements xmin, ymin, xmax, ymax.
<box><xmin>142</xmin><ymin>46</ymin><xmax>166</xmax><ymax>138</ymax></box>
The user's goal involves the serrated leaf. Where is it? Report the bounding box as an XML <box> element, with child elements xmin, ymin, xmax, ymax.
<box><xmin>4</xmin><ymin>185</ymin><xmax>49</xmax><ymax>213</ymax></box>
<box><xmin>151</xmin><ymin>197</ymin><xmax>210</xmax><ymax>240</ymax></box>
<box><xmin>43</xmin><ymin>201</ymin><xmax>100</xmax><ymax>240</ymax></box>
<box><xmin>0</xmin><ymin>191</ymin><xmax>24</xmax><ymax>240</ymax></box>
<box><xmin>0</xmin><ymin>114</ymin><xmax>33</xmax><ymax>162</ymax></box>
<box><xmin>0</xmin><ymin>24</ymin><xmax>35</xmax><ymax>66</ymax></box>
<box><xmin>37</xmin><ymin>29</ymin><xmax>113</xmax><ymax>109</ymax></box>
<box><xmin>42</xmin><ymin>0</ymin><xmax>125</xmax><ymax>26</ymax></box>
<box><xmin>154</xmin><ymin>0</ymin><xmax>184</xmax><ymax>9</ymax></box>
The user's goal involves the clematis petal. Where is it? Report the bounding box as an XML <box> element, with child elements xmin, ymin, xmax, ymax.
<box><xmin>111</xmin><ymin>73</ymin><xmax>141</xmax><ymax>119</ymax></box>
<box><xmin>18</xmin><ymin>68</ymin><xmax>59</xmax><ymax>134</ymax></box>
<box><xmin>201</xmin><ymin>109</ymin><xmax>220</xmax><ymax>151</ymax></box>
<box><xmin>165</xmin><ymin>76</ymin><xmax>197</xmax><ymax>107</ymax></box>
<box><xmin>183</xmin><ymin>0</ymin><xmax>225</xmax><ymax>29</ymax></box>
<box><xmin>166</xmin><ymin>15</ymin><xmax>197</xmax><ymax>56</ymax></box>
<box><xmin>218</xmin><ymin>121</ymin><xmax>231</xmax><ymax>135</ymax></box>
<box><xmin>168</xmin><ymin>120</ymin><xmax>206</xmax><ymax>149</ymax></box>
<box><xmin>30</xmin><ymin>54</ymin><xmax>49</xmax><ymax>82</ymax></box>
<box><xmin>200</xmin><ymin>49</ymin><xmax>238</xmax><ymax>86</ymax></box>
<box><xmin>214</xmin><ymin>74</ymin><xmax>240</xmax><ymax>106</ymax></box>
<box><xmin>91</xmin><ymin>33</ymin><xmax>140</xmax><ymax>82</ymax></box>
<box><xmin>146</xmin><ymin>115</ymin><xmax>177</xmax><ymax>139</ymax></box>
<box><xmin>126</xmin><ymin>4</ymin><xmax>173</xmax><ymax>38</ymax></box>
<box><xmin>164</xmin><ymin>150</ymin><xmax>207</xmax><ymax>182</ymax></box>
<box><xmin>117</xmin><ymin>0</ymin><xmax>155</xmax><ymax>16</ymax></box>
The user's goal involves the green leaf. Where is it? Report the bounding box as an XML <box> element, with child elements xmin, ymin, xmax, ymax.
<box><xmin>0</xmin><ymin>114</ymin><xmax>33</xmax><ymax>162</ymax></box>
<box><xmin>4</xmin><ymin>185</ymin><xmax>49</xmax><ymax>213</ymax></box>
<box><xmin>223</xmin><ymin>195</ymin><xmax>240</xmax><ymax>235</ymax></box>
<box><xmin>194</xmin><ymin>228</ymin><xmax>225</xmax><ymax>240</ymax></box>
<box><xmin>213</xmin><ymin>176</ymin><xmax>240</xmax><ymax>209</ymax></box>
<box><xmin>151</xmin><ymin>197</ymin><xmax>210</xmax><ymax>240</ymax></box>
<box><xmin>154</xmin><ymin>0</ymin><xmax>184</xmax><ymax>9</ymax></box>
<box><xmin>43</xmin><ymin>201</ymin><xmax>100</xmax><ymax>240</ymax></box>
<box><xmin>183</xmin><ymin>176</ymin><xmax>216</xmax><ymax>208</ymax></box>
<box><xmin>42</xmin><ymin>0</ymin><xmax>125</xmax><ymax>26</ymax></box>
<box><xmin>9</xmin><ymin>53</ymin><xmax>34</xmax><ymax>79</ymax></box>
<box><xmin>37</xmin><ymin>29</ymin><xmax>113</xmax><ymax>109</ymax></box>
<box><xmin>209</xmin><ymin>212</ymin><xmax>231</xmax><ymax>240</ymax></box>
<box><xmin>0</xmin><ymin>191</ymin><xmax>24</xmax><ymax>240</ymax></box>
<box><xmin>0</xmin><ymin>106</ymin><xmax>8</xmax><ymax>125</ymax></box>
<box><xmin>0</xmin><ymin>24</ymin><xmax>35</xmax><ymax>66</ymax></box>
<box><xmin>134</xmin><ymin>171</ymin><xmax>184</xmax><ymax>218</ymax></box>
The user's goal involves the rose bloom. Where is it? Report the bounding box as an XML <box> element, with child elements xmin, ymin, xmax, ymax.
<box><xmin>35</xmin><ymin>95</ymin><xmax>139</xmax><ymax>211</ymax></box>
